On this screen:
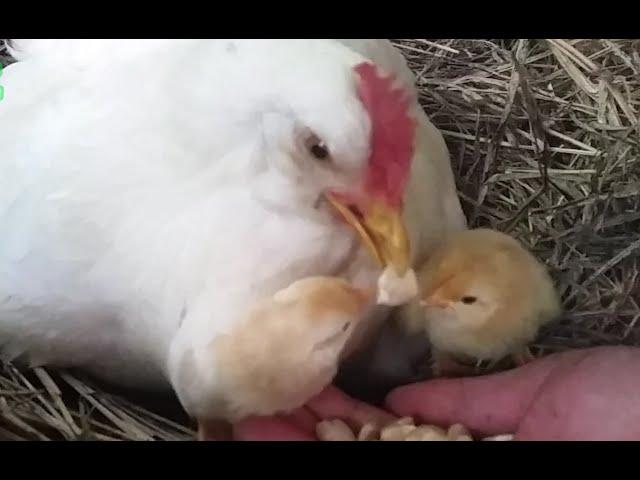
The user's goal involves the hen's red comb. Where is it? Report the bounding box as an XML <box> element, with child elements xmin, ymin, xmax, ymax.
<box><xmin>355</xmin><ymin>62</ymin><xmax>416</xmax><ymax>209</ymax></box>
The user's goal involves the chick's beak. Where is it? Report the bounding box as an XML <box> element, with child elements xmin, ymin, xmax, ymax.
<box><xmin>326</xmin><ymin>192</ymin><xmax>411</xmax><ymax>276</ymax></box>
<box><xmin>420</xmin><ymin>295</ymin><xmax>452</xmax><ymax>310</ymax></box>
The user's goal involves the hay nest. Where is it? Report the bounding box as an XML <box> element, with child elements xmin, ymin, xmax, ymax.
<box><xmin>1</xmin><ymin>39</ymin><xmax>639</xmax><ymax>440</ymax></box>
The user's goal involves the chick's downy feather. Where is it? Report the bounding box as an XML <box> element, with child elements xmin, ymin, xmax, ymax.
<box><xmin>0</xmin><ymin>39</ymin><xmax>466</xmax><ymax>419</ymax></box>
<box><xmin>403</xmin><ymin>229</ymin><xmax>561</xmax><ymax>368</ymax></box>
<box><xmin>178</xmin><ymin>276</ymin><xmax>371</xmax><ymax>422</ymax></box>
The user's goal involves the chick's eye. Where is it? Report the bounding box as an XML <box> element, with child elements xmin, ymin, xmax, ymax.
<box><xmin>305</xmin><ymin>134</ymin><xmax>330</xmax><ymax>161</ymax></box>
<box><xmin>461</xmin><ymin>296</ymin><xmax>477</xmax><ymax>305</ymax></box>
<box><xmin>341</xmin><ymin>322</ymin><xmax>351</xmax><ymax>332</ymax></box>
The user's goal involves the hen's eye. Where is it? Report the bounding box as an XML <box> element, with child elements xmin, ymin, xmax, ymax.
<box><xmin>305</xmin><ymin>134</ymin><xmax>330</xmax><ymax>161</ymax></box>
<box><xmin>310</xmin><ymin>143</ymin><xmax>329</xmax><ymax>160</ymax></box>
<box><xmin>461</xmin><ymin>296</ymin><xmax>477</xmax><ymax>305</ymax></box>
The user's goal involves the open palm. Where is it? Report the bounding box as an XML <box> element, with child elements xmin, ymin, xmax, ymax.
<box><xmin>233</xmin><ymin>346</ymin><xmax>640</xmax><ymax>441</ymax></box>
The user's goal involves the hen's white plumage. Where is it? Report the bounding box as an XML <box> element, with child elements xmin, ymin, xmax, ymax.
<box><xmin>0</xmin><ymin>39</ymin><xmax>466</xmax><ymax>420</ymax></box>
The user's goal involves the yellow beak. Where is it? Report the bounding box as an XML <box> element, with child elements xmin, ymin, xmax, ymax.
<box><xmin>420</xmin><ymin>295</ymin><xmax>452</xmax><ymax>310</ymax></box>
<box><xmin>326</xmin><ymin>192</ymin><xmax>411</xmax><ymax>276</ymax></box>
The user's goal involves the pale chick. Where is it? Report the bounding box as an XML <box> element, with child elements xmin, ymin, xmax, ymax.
<box><xmin>400</xmin><ymin>228</ymin><xmax>562</xmax><ymax>377</ymax></box>
<box><xmin>171</xmin><ymin>276</ymin><xmax>373</xmax><ymax>440</ymax></box>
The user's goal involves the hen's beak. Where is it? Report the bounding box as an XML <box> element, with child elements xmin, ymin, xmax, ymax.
<box><xmin>326</xmin><ymin>193</ymin><xmax>411</xmax><ymax>276</ymax></box>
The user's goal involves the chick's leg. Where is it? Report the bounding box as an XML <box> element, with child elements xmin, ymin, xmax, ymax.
<box><xmin>512</xmin><ymin>346</ymin><xmax>535</xmax><ymax>367</ymax></box>
<box><xmin>431</xmin><ymin>349</ymin><xmax>478</xmax><ymax>378</ymax></box>
<box><xmin>197</xmin><ymin>418</ymin><xmax>233</xmax><ymax>441</ymax></box>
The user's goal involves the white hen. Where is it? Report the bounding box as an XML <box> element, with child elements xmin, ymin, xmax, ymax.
<box><xmin>0</xmin><ymin>39</ymin><xmax>466</xmax><ymax>427</ymax></box>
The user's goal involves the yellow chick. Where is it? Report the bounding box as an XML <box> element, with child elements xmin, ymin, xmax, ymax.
<box><xmin>400</xmin><ymin>228</ymin><xmax>561</xmax><ymax>377</ymax></box>
<box><xmin>187</xmin><ymin>276</ymin><xmax>373</xmax><ymax>440</ymax></box>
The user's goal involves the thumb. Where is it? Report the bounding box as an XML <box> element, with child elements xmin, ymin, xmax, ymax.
<box><xmin>384</xmin><ymin>350</ymin><xmax>589</xmax><ymax>436</ymax></box>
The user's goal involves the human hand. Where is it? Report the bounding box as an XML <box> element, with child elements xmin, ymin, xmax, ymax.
<box><xmin>387</xmin><ymin>346</ymin><xmax>640</xmax><ymax>440</ymax></box>
<box><xmin>234</xmin><ymin>346</ymin><xmax>640</xmax><ymax>441</ymax></box>
<box><xmin>233</xmin><ymin>384</ymin><xmax>396</xmax><ymax>440</ymax></box>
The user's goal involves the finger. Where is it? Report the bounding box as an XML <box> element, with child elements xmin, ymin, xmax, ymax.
<box><xmin>233</xmin><ymin>416</ymin><xmax>316</xmax><ymax>441</ymax></box>
<box><xmin>306</xmin><ymin>384</ymin><xmax>396</xmax><ymax>430</ymax></box>
<box><xmin>385</xmin><ymin>350</ymin><xmax>590</xmax><ymax>436</ymax></box>
<box><xmin>277</xmin><ymin>406</ymin><xmax>319</xmax><ymax>434</ymax></box>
